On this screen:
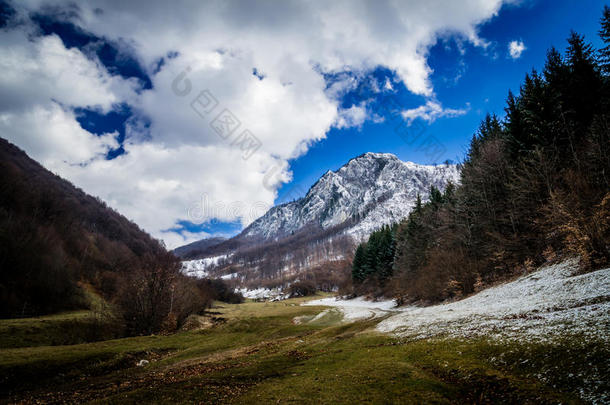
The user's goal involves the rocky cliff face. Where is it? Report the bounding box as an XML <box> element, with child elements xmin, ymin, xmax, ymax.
<box><xmin>242</xmin><ymin>152</ymin><xmax>460</xmax><ymax>241</ymax></box>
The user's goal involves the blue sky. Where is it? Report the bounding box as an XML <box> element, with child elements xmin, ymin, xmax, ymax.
<box><xmin>1</xmin><ymin>0</ymin><xmax>607</xmax><ymax>247</ymax></box>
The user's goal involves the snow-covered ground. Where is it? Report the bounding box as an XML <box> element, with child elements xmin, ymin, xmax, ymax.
<box><xmin>236</xmin><ymin>287</ymin><xmax>289</xmax><ymax>301</ymax></box>
<box><xmin>181</xmin><ymin>255</ymin><xmax>228</xmax><ymax>278</ymax></box>
<box><xmin>304</xmin><ymin>296</ymin><xmax>397</xmax><ymax>321</ymax></box>
<box><xmin>306</xmin><ymin>259</ymin><xmax>610</xmax><ymax>343</ymax></box>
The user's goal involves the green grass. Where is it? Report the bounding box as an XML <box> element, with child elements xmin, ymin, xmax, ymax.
<box><xmin>0</xmin><ymin>310</ymin><xmax>123</xmax><ymax>349</ymax></box>
<box><xmin>0</xmin><ymin>294</ymin><xmax>606</xmax><ymax>404</ymax></box>
<box><xmin>0</xmin><ymin>284</ymin><xmax>122</xmax><ymax>349</ymax></box>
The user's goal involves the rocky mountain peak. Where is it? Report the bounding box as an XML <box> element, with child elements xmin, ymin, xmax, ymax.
<box><xmin>242</xmin><ymin>153</ymin><xmax>459</xmax><ymax>240</ymax></box>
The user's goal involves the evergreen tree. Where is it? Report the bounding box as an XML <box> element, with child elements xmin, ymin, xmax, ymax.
<box><xmin>443</xmin><ymin>181</ymin><xmax>456</xmax><ymax>204</ymax></box>
<box><xmin>477</xmin><ymin>113</ymin><xmax>503</xmax><ymax>142</ymax></box>
<box><xmin>362</xmin><ymin>232</ymin><xmax>379</xmax><ymax>277</ymax></box>
<box><xmin>467</xmin><ymin>114</ymin><xmax>503</xmax><ymax>160</ymax></box>
<box><xmin>542</xmin><ymin>47</ymin><xmax>569</xmax><ymax>137</ymax></box>
<box><xmin>543</xmin><ymin>47</ymin><xmax>568</xmax><ymax>88</ymax></box>
<box><xmin>429</xmin><ymin>185</ymin><xmax>444</xmax><ymax>206</ymax></box>
<box><xmin>352</xmin><ymin>244</ymin><xmax>366</xmax><ymax>282</ymax></box>
<box><xmin>504</xmin><ymin>89</ymin><xmax>525</xmax><ymax>157</ymax></box>
<box><xmin>600</xmin><ymin>5</ymin><xmax>610</xmax><ymax>74</ymax></box>
<box><xmin>565</xmin><ymin>31</ymin><xmax>603</xmax><ymax>134</ymax></box>
<box><xmin>393</xmin><ymin>204</ymin><xmax>429</xmax><ymax>276</ymax></box>
<box><xmin>414</xmin><ymin>193</ymin><xmax>422</xmax><ymax>213</ymax></box>
<box><xmin>352</xmin><ymin>224</ymin><xmax>399</xmax><ymax>283</ymax></box>
<box><xmin>376</xmin><ymin>225</ymin><xmax>396</xmax><ymax>280</ymax></box>
<box><xmin>518</xmin><ymin>70</ymin><xmax>557</xmax><ymax>150</ymax></box>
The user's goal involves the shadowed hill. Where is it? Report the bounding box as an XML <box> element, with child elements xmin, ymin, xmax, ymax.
<box><xmin>172</xmin><ymin>237</ymin><xmax>226</xmax><ymax>259</ymax></box>
<box><xmin>0</xmin><ymin>138</ymin><xmax>166</xmax><ymax>317</ymax></box>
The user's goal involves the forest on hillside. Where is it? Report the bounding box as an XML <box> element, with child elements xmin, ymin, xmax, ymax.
<box><xmin>353</xmin><ymin>8</ymin><xmax>610</xmax><ymax>302</ymax></box>
<box><xmin>0</xmin><ymin>139</ymin><xmax>241</xmax><ymax>334</ymax></box>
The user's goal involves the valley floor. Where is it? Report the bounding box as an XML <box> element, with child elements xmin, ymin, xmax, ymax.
<box><xmin>1</xmin><ymin>261</ymin><xmax>608</xmax><ymax>404</ymax></box>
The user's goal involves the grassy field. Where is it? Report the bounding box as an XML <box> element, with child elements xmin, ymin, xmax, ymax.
<box><xmin>0</xmin><ymin>296</ymin><xmax>607</xmax><ymax>404</ymax></box>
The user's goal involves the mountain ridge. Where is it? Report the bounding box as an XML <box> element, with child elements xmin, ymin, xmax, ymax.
<box><xmin>240</xmin><ymin>152</ymin><xmax>460</xmax><ymax>241</ymax></box>
<box><xmin>173</xmin><ymin>236</ymin><xmax>227</xmax><ymax>259</ymax></box>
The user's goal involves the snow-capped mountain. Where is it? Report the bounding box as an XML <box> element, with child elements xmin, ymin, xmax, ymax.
<box><xmin>243</xmin><ymin>152</ymin><xmax>460</xmax><ymax>241</ymax></box>
<box><xmin>178</xmin><ymin>152</ymin><xmax>459</xmax><ymax>286</ymax></box>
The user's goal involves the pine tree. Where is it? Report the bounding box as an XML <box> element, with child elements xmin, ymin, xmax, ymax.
<box><xmin>565</xmin><ymin>31</ymin><xmax>603</xmax><ymax>134</ymax></box>
<box><xmin>414</xmin><ymin>193</ymin><xmax>422</xmax><ymax>213</ymax></box>
<box><xmin>504</xmin><ymin>90</ymin><xmax>525</xmax><ymax>157</ymax></box>
<box><xmin>518</xmin><ymin>70</ymin><xmax>556</xmax><ymax>149</ymax></box>
<box><xmin>477</xmin><ymin>113</ymin><xmax>503</xmax><ymax>142</ymax></box>
<box><xmin>566</xmin><ymin>31</ymin><xmax>595</xmax><ymax>65</ymax></box>
<box><xmin>362</xmin><ymin>232</ymin><xmax>379</xmax><ymax>278</ymax></box>
<box><xmin>429</xmin><ymin>185</ymin><xmax>444</xmax><ymax>206</ymax></box>
<box><xmin>542</xmin><ymin>47</ymin><xmax>569</xmax><ymax>133</ymax></box>
<box><xmin>543</xmin><ymin>47</ymin><xmax>568</xmax><ymax>87</ymax></box>
<box><xmin>443</xmin><ymin>181</ymin><xmax>456</xmax><ymax>204</ymax></box>
<box><xmin>467</xmin><ymin>113</ymin><xmax>503</xmax><ymax>160</ymax></box>
<box><xmin>376</xmin><ymin>225</ymin><xmax>395</xmax><ymax>280</ymax></box>
<box><xmin>352</xmin><ymin>244</ymin><xmax>365</xmax><ymax>282</ymax></box>
<box><xmin>600</xmin><ymin>5</ymin><xmax>610</xmax><ymax>74</ymax></box>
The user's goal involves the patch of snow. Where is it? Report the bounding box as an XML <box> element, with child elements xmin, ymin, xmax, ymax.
<box><xmin>304</xmin><ymin>296</ymin><xmax>397</xmax><ymax>321</ymax></box>
<box><xmin>305</xmin><ymin>260</ymin><xmax>610</xmax><ymax>344</ymax></box>
<box><xmin>375</xmin><ymin>259</ymin><xmax>610</xmax><ymax>342</ymax></box>
<box><xmin>310</xmin><ymin>309</ymin><xmax>333</xmax><ymax>322</ymax></box>
<box><xmin>181</xmin><ymin>254</ymin><xmax>227</xmax><ymax>278</ymax></box>
<box><xmin>237</xmin><ymin>287</ymin><xmax>289</xmax><ymax>301</ymax></box>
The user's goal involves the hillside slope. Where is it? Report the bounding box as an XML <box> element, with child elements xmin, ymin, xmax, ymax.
<box><xmin>0</xmin><ymin>138</ymin><xmax>166</xmax><ymax>317</ymax></box>
<box><xmin>172</xmin><ymin>237</ymin><xmax>226</xmax><ymax>259</ymax></box>
<box><xmin>308</xmin><ymin>259</ymin><xmax>609</xmax><ymax>342</ymax></box>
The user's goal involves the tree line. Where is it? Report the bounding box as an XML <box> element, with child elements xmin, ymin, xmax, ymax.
<box><xmin>353</xmin><ymin>8</ymin><xmax>610</xmax><ymax>302</ymax></box>
<box><xmin>352</xmin><ymin>223</ymin><xmax>398</xmax><ymax>284</ymax></box>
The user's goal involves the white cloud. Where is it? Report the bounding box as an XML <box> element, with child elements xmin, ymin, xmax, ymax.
<box><xmin>508</xmin><ymin>40</ymin><xmax>526</xmax><ymax>59</ymax></box>
<box><xmin>1</xmin><ymin>0</ymin><xmax>511</xmax><ymax>247</ymax></box>
<box><xmin>401</xmin><ymin>100</ymin><xmax>469</xmax><ymax>125</ymax></box>
<box><xmin>0</xmin><ymin>103</ymin><xmax>119</xmax><ymax>164</ymax></box>
<box><xmin>0</xmin><ymin>26</ymin><xmax>140</xmax><ymax>167</ymax></box>
<box><xmin>383</xmin><ymin>77</ymin><xmax>394</xmax><ymax>91</ymax></box>
<box><xmin>0</xmin><ymin>30</ymin><xmax>139</xmax><ymax>114</ymax></box>
<box><xmin>335</xmin><ymin>103</ymin><xmax>368</xmax><ymax>129</ymax></box>
<box><xmin>55</xmin><ymin>142</ymin><xmax>280</xmax><ymax>243</ymax></box>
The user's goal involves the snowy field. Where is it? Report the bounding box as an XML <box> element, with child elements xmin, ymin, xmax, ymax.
<box><xmin>304</xmin><ymin>296</ymin><xmax>397</xmax><ymax>321</ymax></box>
<box><xmin>306</xmin><ymin>259</ymin><xmax>610</xmax><ymax>342</ymax></box>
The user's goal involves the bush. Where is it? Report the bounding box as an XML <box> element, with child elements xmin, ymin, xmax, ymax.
<box><xmin>196</xmin><ymin>279</ymin><xmax>244</xmax><ymax>304</ymax></box>
<box><xmin>287</xmin><ymin>280</ymin><xmax>317</xmax><ymax>297</ymax></box>
<box><xmin>116</xmin><ymin>252</ymin><xmax>212</xmax><ymax>335</ymax></box>
<box><xmin>547</xmin><ymin>191</ymin><xmax>610</xmax><ymax>270</ymax></box>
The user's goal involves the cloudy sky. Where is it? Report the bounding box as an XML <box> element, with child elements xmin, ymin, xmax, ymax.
<box><xmin>0</xmin><ymin>0</ymin><xmax>605</xmax><ymax>248</ymax></box>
